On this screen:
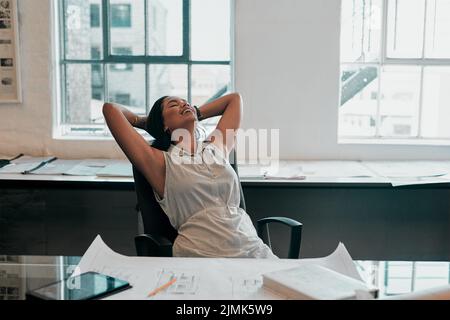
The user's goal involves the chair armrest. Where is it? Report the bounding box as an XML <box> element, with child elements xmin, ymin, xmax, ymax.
<box><xmin>257</xmin><ymin>217</ymin><xmax>303</xmax><ymax>259</ymax></box>
<box><xmin>135</xmin><ymin>234</ymin><xmax>173</xmax><ymax>257</ymax></box>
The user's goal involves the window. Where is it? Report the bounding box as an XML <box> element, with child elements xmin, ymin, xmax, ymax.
<box><xmin>57</xmin><ymin>0</ymin><xmax>232</xmax><ymax>137</ymax></box>
<box><xmin>90</xmin><ymin>4</ymin><xmax>100</xmax><ymax>28</ymax></box>
<box><xmin>114</xmin><ymin>93</ymin><xmax>131</xmax><ymax>105</ymax></box>
<box><xmin>381</xmin><ymin>261</ymin><xmax>450</xmax><ymax>296</ymax></box>
<box><xmin>111</xmin><ymin>4</ymin><xmax>131</xmax><ymax>28</ymax></box>
<box><xmin>110</xmin><ymin>47</ymin><xmax>133</xmax><ymax>71</ymax></box>
<box><xmin>339</xmin><ymin>0</ymin><xmax>450</xmax><ymax>143</ymax></box>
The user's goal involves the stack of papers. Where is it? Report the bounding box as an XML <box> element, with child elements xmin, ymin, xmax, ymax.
<box><xmin>262</xmin><ymin>264</ymin><xmax>375</xmax><ymax>300</ymax></box>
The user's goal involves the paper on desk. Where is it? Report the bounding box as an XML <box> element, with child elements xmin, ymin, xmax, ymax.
<box><xmin>243</xmin><ymin>243</ymin><xmax>366</xmax><ymax>299</ymax></box>
<box><xmin>96</xmin><ymin>162</ymin><xmax>133</xmax><ymax>177</ymax></box>
<box><xmin>12</xmin><ymin>156</ymin><xmax>55</xmax><ymax>164</ymax></box>
<box><xmin>74</xmin><ymin>236</ymin><xmax>364</xmax><ymax>300</ymax></box>
<box><xmin>390</xmin><ymin>176</ymin><xmax>450</xmax><ymax>187</ymax></box>
<box><xmin>299</xmin><ymin>242</ymin><xmax>363</xmax><ymax>282</ymax></box>
<box><xmin>0</xmin><ymin>156</ymin><xmax>58</xmax><ymax>174</ymax></box>
<box><xmin>71</xmin><ymin>235</ymin><xmax>157</xmax><ymax>299</ymax></box>
<box><xmin>73</xmin><ymin>235</ymin><xmax>233</xmax><ymax>300</ymax></box>
<box><xmin>362</xmin><ymin>161</ymin><xmax>450</xmax><ymax>179</ymax></box>
<box><xmin>63</xmin><ymin>159</ymin><xmax>117</xmax><ymax>176</ymax></box>
<box><xmin>0</xmin><ymin>162</ymin><xmax>39</xmax><ymax>174</ymax></box>
<box><xmin>264</xmin><ymin>164</ymin><xmax>305</xmax><ymax>180</ymax></box>
<box><xmin>239</xmin><ymin>161</ymin><xmax>376</xmax><ymax>180</ymax></box>
<box><xmin>237</xmin><ymin>165</ymin><xmax>267</xmax><ymax>179</ymax></box>
<box><xmin>29</xmin><ymin>159</ymin><xmax>81</xmax><ymax>175</ymax></box>
<box><xmin>362</xmin><ymin>161</ymin><xmax>450</xmax><ymax>186</ymax></box>
<box><xmin>298</xmin><ymin>161</ymin><xmax>376</xmax><ymax>178</ymax></box>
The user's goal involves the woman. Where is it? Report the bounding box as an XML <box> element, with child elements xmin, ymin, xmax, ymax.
<box><xmin>103</xmin><ymin>93</ymin><xmax>277</xmax><ymax>258</ymax></box>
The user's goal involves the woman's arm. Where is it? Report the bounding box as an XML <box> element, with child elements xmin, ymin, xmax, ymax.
<box><xmin>103</xmin><ymin>103</ymin><xmax>165</xmax><ymax>197</ymax></box>
<box><xmin>198</xmin><ymin>93</ymin><xmax>243</xmax><ymax>156</ymax></box>
<box><xmin>107</xmin><ymin>103</ymin><xmax>148</xmax><ymax>130</ymax></box>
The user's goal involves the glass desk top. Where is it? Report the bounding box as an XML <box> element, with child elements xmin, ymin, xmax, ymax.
<box><xmin>0</xmin><ymin>255</ymin><xmax>449</xmax><ymax>300</ymax></box>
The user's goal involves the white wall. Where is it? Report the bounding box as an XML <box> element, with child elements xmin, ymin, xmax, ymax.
<box><xmin>0</xmin><ymin>0</ymin><xmax>449</xmax><ymax>160</ymax></box>
<box><xmin>235</xmin><ymin>0</ymin><xmax>450</xmax><ymax>160</ymax></box>
<box><xmin>0</xmin><ymin>0</ymin><xmax>125</xmax><ymax>159</ymax></box>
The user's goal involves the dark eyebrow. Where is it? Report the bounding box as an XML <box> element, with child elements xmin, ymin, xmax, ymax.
<box><xmin>167</xmin><ymin>98</ymin><xmax>187</xmax><ymax>106</ymax></box>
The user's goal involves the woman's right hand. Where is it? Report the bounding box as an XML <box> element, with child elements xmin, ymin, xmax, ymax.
<box><xmin>134</xmin><ymin>116</ymin><xmax>148</xmax><ymax>130</ymax></box>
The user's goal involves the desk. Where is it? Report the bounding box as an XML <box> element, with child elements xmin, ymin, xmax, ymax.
<box><xmin>1</xmin><ymin>172</ymin><xmax>450</xmax><ymax>260</ymax></box>
<box><xmin>0</xmin><ymin>255</ymin><xmax>449</xmax><ymax>300</ymax></box>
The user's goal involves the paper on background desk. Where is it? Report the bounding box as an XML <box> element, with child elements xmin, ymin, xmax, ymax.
<box><xmin>0</xmin><ymin>156</ymin><xmax>57</xmax><ymax>174</ymax></box>
<box><xmin>389</xmin><ymin>175</ymin><xmax>450</xmax><ymax>187</ymax></box>
<box><xmin>362</xmin><ymin>161</ymin><xmax>450</xmax><ymax>178</ymax></box>
<box><xmin>96</xmin><ymin>161</ymin><xmax>132</xmax><ymax>177</ymax></box>
<box><xmin>73</xmin><ymin>236</ymin><xmax>365</xmax><ymax>300</ymax></box>
<box><xmin>63</xmin><ymin>159</ymin><xmax>118</xmax><ymax>176</ymax></box>
<box><xmin>239</xmin><ymin>161</ymin><xmax>376</xmax><ymax>180</ymax></box>
<box><xmin>29</xmin><ymin>159</ymin><xmax>81</xmax><ymax>175</ymax></box>
<box><xmin>297</xmin><ymin>161</ymin><xmax>376</xmax><ymax>178</ymax></box>
<box><xmin>11</xmin><ymin>156</ymin><xmax>55</xmax><ymax>164</ymax></box>
<box><xmin>362</xmin><ymin>161</ymin><xmax>450</xmax><ymax>187</ymax></box>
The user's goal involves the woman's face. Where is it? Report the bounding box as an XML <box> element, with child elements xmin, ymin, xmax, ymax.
<box><xmin>161</xmin><ymin>96</ymin><xmax>197</xmax><ymax>132</ymax></box>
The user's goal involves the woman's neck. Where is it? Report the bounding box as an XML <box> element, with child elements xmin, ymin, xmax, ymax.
<box><xmin>174</xmin><ymin>124</ymin><xmax>197</xmax><ymax>154</ymax></box>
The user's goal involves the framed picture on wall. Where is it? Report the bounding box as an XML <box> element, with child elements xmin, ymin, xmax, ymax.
<box><xmin>0</xmin><ymin>0</ymin><xmax>21</xmax><ymax>103</ymax></box>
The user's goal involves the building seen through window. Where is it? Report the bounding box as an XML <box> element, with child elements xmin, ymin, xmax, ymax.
<box><xmin>59</xmin><ymin>0</ymin><xmax>231</xmax><ymax>136</ymax></box>
<box><xmin>339</xmin><ymin>0</ymin><xmax>450</xmax><ymax>142</ymax></box>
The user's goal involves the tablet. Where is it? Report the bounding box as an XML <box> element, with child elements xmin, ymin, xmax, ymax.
<box><xmin>26</xmin><ymin>272</ymin><xmax>131</xmax><ymax>300</ymax></box>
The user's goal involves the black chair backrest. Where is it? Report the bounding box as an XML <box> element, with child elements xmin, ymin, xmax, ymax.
<box><xmin>229</xmin><ymin>148</ymin><xmax>247</xmax><ymax>212</ymax></box>
<box><xmin>133</xmin><ymin>147</ymin><xmax>246</xmax><ymax>241</ymax></box>
<box><xmin>133</xmin><ymin>165</ymin><xmax>178</xmax><ymax>243</ymax></box>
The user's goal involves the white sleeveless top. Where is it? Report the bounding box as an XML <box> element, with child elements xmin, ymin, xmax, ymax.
<box><xmin>153</xmin><ymin>141</ymin><xmax>277</xmax><ymax>259</ymax></box>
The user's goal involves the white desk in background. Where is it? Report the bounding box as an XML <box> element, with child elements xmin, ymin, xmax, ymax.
<box><xmin>2</xmin><ymin>158</ymin><xmax>450</xmax><ymax>261</ymax></box>
<box><xmin>2</xmin><ymin>156</ymin><xmax>450</xmax><ymax>186</ymax></box>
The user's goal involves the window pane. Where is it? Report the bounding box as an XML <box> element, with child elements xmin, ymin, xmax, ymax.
<box><xmin>340</xmin><ymin>0</ymin><xmax>382</xmax><ymax>63</ymax></box>
<box><xmin>421</xmin><ymin>67</ymin><xmax>450</xmax><ymax>138</ymax></box>
<box><xmin>107</xmin><ymin>64</ymin><xmax>146</xmax><ymax>114</ymax></box>
<box><xmin>111</xmin><ymin>3</ymin><xmax>131</xmax><ymax>27</ymax></box>
<box><xmin>65</xmin><ymin>0</ymin><xmax>103</xmax><ymax>60</ymax></box>
<box><xmin>110</xmin><ymin>47</ymin><xmax>133</xmax><ymax>71</ymax></box>
<box><xmin>64</xmin><ymin>64</ymin><xmax>104</xmax><ymax>124</ymax></box>
<box><xmin>90</xmin><ymin>4</ymin><xmax>100</xmax><ymax>28</ymax></box>
<box><xmin>191</xmin><ymin>65</ymin><xmax>231</xmax><ymax>105</ymax></box>
<box><xmin>109</xmin><ymin>0</ymin><xmax>145</xmax><ymax>55</ymax></box>
<box><xmin>191</xmin><ymin>0</ymin><xmax>230</xmax><ymax>61</ymax></box>
<box><xmin>339</xmin><ymin>65</ymin><xmax>378</xmax><ymax>137</ymax></box>
<box><xmin>386</xmin><ymin>0</ymin><xmax>426</xmax><ymax>58</ymax></box>
<box><xmin>425</xmin><ymin>0</ymin><xmax>450</xmax><ymax>58</ymax></box>
<box><xmin>379</xmin><ymin>66</ymin><xmax>421</xmax><ymax>137</ymax></box>
<box><xmin>149</xmin><ymin>65</ymin><xmax>188</xmax><ymax>108</ymax></box>
<box><xmin>148</xmin><ymin>0</ymin><xmax>183</xmax><ymax>56</ymax></box>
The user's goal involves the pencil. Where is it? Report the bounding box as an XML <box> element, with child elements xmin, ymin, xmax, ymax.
<box><xmin>147</xmin><ymin>277</ymin><xmax>177</xmax><ymax>297</ymax></box>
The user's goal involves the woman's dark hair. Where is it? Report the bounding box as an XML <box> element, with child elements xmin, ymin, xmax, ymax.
<box><xmin>146</xmin><ymin>96</ymin><xmax>172</xmax><ymax>151</ymax></box>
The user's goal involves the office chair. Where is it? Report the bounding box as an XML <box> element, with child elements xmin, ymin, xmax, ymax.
<box><xmin>134</xmin><ymin>147</ymin><xmax>303</xmax><ymax>259</ymax></box>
